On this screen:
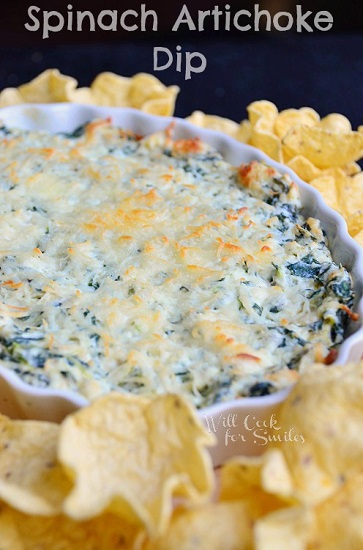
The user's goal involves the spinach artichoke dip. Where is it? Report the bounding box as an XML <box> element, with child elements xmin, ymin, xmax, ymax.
<box><xmin>0</xmin><ymin>119</ymin><xmax>356</xmax><ymax>408</ymax></box>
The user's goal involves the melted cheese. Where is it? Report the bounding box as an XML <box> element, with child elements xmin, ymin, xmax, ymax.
<box><xmin>0</xmin><ymin>120</ymin><xmax>355</xmax><ymax>407</ymax></box>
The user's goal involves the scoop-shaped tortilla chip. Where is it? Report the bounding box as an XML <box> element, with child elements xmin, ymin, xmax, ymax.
<box><xmin>187</xmin><ymin>111</ymin><xmax>240</xmax><ymax>137</ymax></box>
<box><xmin>275</xmin><ymin>362</ymin><xmax>363</xmax><ymax>504</ymax></box>
<box><xmin>0</xmin><ymin>415</ymin><xmax>72</xmax><ymax>516</ymax></box>
<box><xmin>91</xmin><ymin>71</ymin><xmax>179</xmax><ymax>115</ymax></box>
<box><xmin>0</xmin><ymin>69</ymin><xmax>178</xmax><ymax>115</ymax></box>
<box><xmin>254</xmin><ymin>505</ymin><xmax>314</xmax><ymax>550</ymax></box>
<box><xmin>18</xmin><ymin>69</ymin><xmax>78</xmax><ymax>103</ymax></box>
<box><xmin>309</xmin><ymin>474</ymin><xmax>363</xmax><ymax>550</ymax></box>
<box><xmin>58</xmin><ymin>393</ymin><xmax>215</xmax><ymax>534</ymax></box>
<box><xmin>0</xmin><ymin>88</ymin><xmax>24</xmax><ymax>107</ymax></box>
<box><xmin>309</xmin><ymin>175</ymin><xmax>340</xmax><ymax>213</ymax></box>
<box><xmin>339</xmin><ymin>172</ymin><xmax>363</xmax><ymax>219</ymax></box>
<box><xmin>247</xmin><ymin>100</ymin><xmax>278</xmax><ymax>130</ymax></box>
<box><xmin>0</xmin><ymin>503</ymin><xmax>143</xmax><ymax>550</ymax></box>
<box><xmin>274</xmin><ymin>107</ymin><xmax>319</xmax><ymax>139</ymax></box>
<box><xmin>282</xmin><ymin>125</ymin><xmax>363</xmax><ymax>168</ymax></box>
<box><xmin>144</xmin><ymin>501</ymin><xmax>253</xmax><ymax>550</ymax></box>
<box><xmin>220</xmin><ymin>449</ymin><xmax>298</xmax><ymax>519</ymax></box>
<box><xmin>250</xmin><ymin>129</ymin><xmax>283</xmax><ymax>162</ymax></box>
<box><xmin>320</xmin><ymin>113</ymin><xmax>352</xmax><ymax>134</ymax></box>
<box><xmin>246</xmin><ymin>101</ymin><xmax>283</xmax><ymax>161</ymax></box>
<box><xmin>287</xmin><ymin>155</ymin><xmax>321</xmax><ymax>183</ymax></box>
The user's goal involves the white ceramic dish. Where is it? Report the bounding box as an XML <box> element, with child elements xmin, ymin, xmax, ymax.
<box><xmin>0</xmin><ymin>104</ymin><xmax>362</xmax><ymax>465</ymax></box>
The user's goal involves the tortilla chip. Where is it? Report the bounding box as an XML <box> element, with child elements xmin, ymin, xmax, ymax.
<box><xmin>0</xmin><ymin>88</ymin><xmax>24</xmax><ymax>107</ymax></box>
<box><xmin>186</xmin><ymin>111</ymin><xmax>240</xmax><ymax>138</ymax></box>
<box><xmin>129</xmin><ymin>73</ymin><xmax>179</xmax><ymax>113</ymax></box>
<box><xmin>247</xmin><ymin>100</ymin><xmax>278</xmax><ymax>130</ymax></box>
<box><xmin>254</xmin><ymin>506</ymin><xmax>314</xmax><ymax>550</ymax></box>
<box><xmin>220</xmin><ymin>449</ymin><xmax>297</xmax><ymax>520</ymax></box>
<box><xmin>0</xmin><ymin>503</ymin><xmax>143</xmax><ymax>550</ymax></box>
<box><xmin>58</xmin><ymin>393</ymin><xmax>215</xmax><ymax>534</ymax></box>
<box><xmin>91</xmin><ymin>72</ymin><xmax>179</xmax><ymax>115</ymax></box>
<box><xmin>142</xmin><ymin>91</ymin><xmax>180</xmax><ymax>117</ymax></box>
<box><xmin>0</xmin><ymin>70</ymin><xmax>179</xmax><ymax>115</ymax></box>
<box><xmin>274</xmin><ymin>108</ymin><xmax>319</xmax><ymax>139</ymax></box>
<box><xmin>236</xmin><ymin>119</ymin><xmax>252</xmax><ymax>143</ymax></box>
<box><xmin>90</xmin><ymin>72</ymin><xmax>132</xmax><ymax>106</ymax></box>
<box><xmin>0</xmin><ymin>415</ymin><xmax>71</xmax><ymax>516</ymax></box>
<box><xmin>67</xmin><ymin>87</ymin><xmax>95</xmax><ymax>105</ymax></box>
<box><xmin>18</xmin><ymin>69</ymin><xmax>78</xmax><ymax>103</ymax></box>
<box><xmin>145</xmin><ymin>501</ymin><xmax>253</xmax><ymax>550</ymax></box>
<box><xmin>250</xmin><ymin>129</ymin><xmax>283</xmax><ymax>162</ymax></box>
<box><xmin>287</xmin><ymin>155</ymin><xmax>321</xmax><ymax>183</ymax></box>
<box><xmin>309</xmin><ymin>474</ymin><xmax>363</xmax><ymax>549</ymax></box>
<box><xmin>342</xmin><ymin>161</ymin><xmax>361</xmax><ymax>176</ymax></box>
<box><xmin>308</xmin><ymin>175</ymin><xmax>341</xmax><ymax>213</ymax></box>
<box><xmin>319</xmin><ymin>113</ymin><xmax>352</xmax><ymax>133</ymax></box>
<box><xmin>338</xmin><ymin>172</ymin><xmax>363</xmax><ymax>219</ymax></box>
<box><xmin>282</xmin><ymin>125</ymin><xmax>363</xmax><ymax>168</ymax></box>
<box><xmin>275</xmin><ymin>362</ymin><xmax>363</xmax><ymax>505</ymax></box>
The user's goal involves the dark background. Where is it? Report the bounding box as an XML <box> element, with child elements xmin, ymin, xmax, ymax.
<box><xmin>0</xmin><ymin>0</ymin><xmax>362</xmax><ymax>127</ymax></box>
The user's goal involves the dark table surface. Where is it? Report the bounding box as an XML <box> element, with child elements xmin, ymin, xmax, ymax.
<box><xmin>0</xmin><ymin>32</ymin><xmax>362</xmax><ymax>128</ymax></box>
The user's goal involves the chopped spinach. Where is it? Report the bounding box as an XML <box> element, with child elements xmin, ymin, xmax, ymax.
<box><xmin>88</xmin><ymin>279</ymin><xmax>100</xmax><ymax>290</ymax></box>
<box><xmin>327</xmin><ymin>275</ymin><xmax>353</xmax><ymax>305</ymax></box>
<box><xmin>61</xmin><ymin>122</ymin><xmax>89</xmax><ymax>139</ymax></box>
<box><xmin>326</xmin><ymin>308</ymin><xmax>348</xmax><ymax>342</ymax></box>
<box><xmin>268</xmin><ymin>326</ymin><xmax>306</xmax><ymax>347</ymax></box>
<box><xmin>287</xmin><ymin>254</ymin><xmax>331</xmax><ymax>280</ymax></box>
<box><xmin>19</xmin><ymin>371</ymin><xmax>50</xmax><ymax>388</ymax></box>
<box><xmin>248</xmin><ymin>381</ymin><xmax>275</xmax><ymax>397</ymax></box>
<box><xmin>176</xmin><ymin>370</ymin><xmax>192</xmax><ymax>383</ymax></box>
<box><xmin>237</xmin><ymin>297</ymin><xmax>244</xmax><ymax>311</ymax></box>
<box><xmin>182</xmin><ymin>163</ymin><xmax>207</xmax><ymax>178</ymax></box>
<box><xmin>309</xmin><ymin>319</ymin><xmax>323</xmax><ymax>332</ymax></box>
<box><xmin>0</xmin><ymin>125</ymin><xmax>13</xmax><ymax>136</ymax></box>
<box><xmin>179</xmin><ymin>286</ymin><xmax>189</xmax><ymax>292</ymax></box>
<box><xmin>198</xmin><ymin>376</ymin><xmax>233</xmax><ymax>405</ymax></box>
<box><xmin>121</xmin><ymin>142</ymin><xmax>139</xmax><ymax>156</ymax></box>
<box><xmin>252</xmin><ymin>303</ymin><xmax>263</xmax><ymax>316</ymax></box>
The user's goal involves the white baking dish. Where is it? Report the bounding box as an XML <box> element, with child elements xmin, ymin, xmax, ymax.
<box><xmin>0</xmin><ymin>103</ymin><xmax>362</xmax><ymax>465</ymax></box>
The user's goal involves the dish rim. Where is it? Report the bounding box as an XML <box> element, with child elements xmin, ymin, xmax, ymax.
<box><xmin>0</xmin><ymin>102</ymin><xmax>362</xmax><ymax>418</ymax></box>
